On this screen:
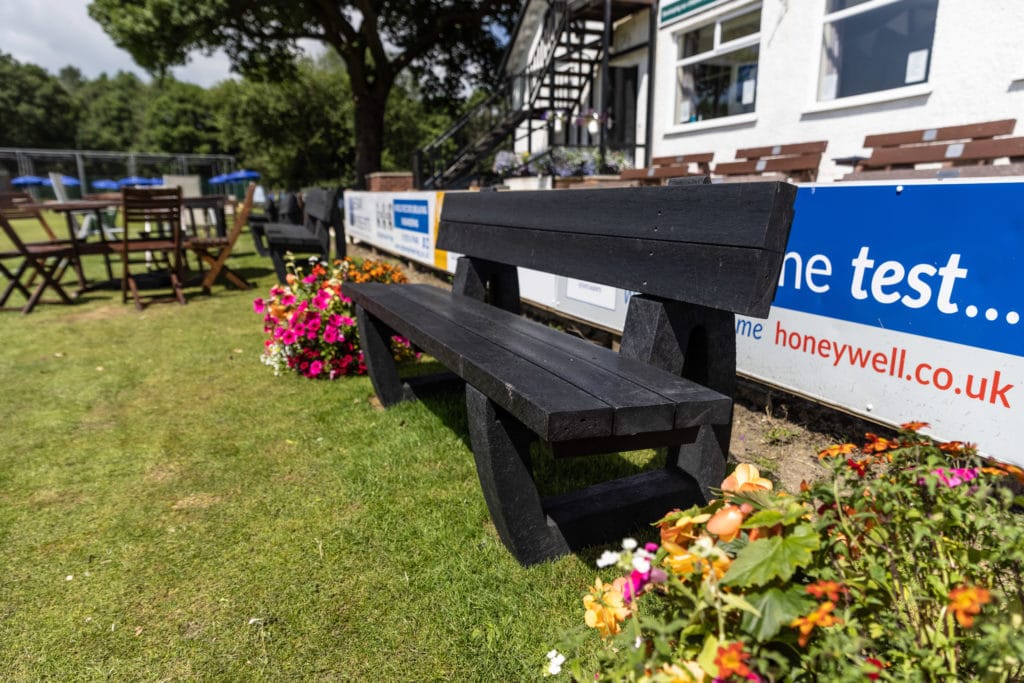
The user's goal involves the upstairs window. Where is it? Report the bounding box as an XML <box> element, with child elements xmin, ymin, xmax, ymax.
<box><xmin>818</xmin><ymin>0</ymin><xmax>939</xmax><ymax>101</ymax></box>
<box><xmin>673</xmin><ymin>4</ymin><xmax>762</xmax><ymax>125</ymax></box>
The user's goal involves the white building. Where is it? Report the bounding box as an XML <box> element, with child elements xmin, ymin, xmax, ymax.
<box><xmin>415</xmin><ymin>0</ymin><xmax>1024</xmax><ymax>187</ymax></box>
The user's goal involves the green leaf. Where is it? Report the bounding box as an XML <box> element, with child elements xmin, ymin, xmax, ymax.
<box><xmin>719</xmin><ymin>591</ymin><xmax>761</xmax><ymax>617</ymax></box>
<box><xmin>740</xmin><ymin>586</ymin><xmax>812</xmax><ymax>640</ymax></box>
<box><xmin>697</xmin><ymin>635</ymin><xmax>720</xmax><ymax>678</ymax></box>
<box><xmin>721</xmin><ymin>524</ymin><xmax>819</xmax><ymax>587</ymax></box>
<box><xmin>742</xmin><ymin>509</ymin><xmax>784</xmax><ymax>528</ymax></box>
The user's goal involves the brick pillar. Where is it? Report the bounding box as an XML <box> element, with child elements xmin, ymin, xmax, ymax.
<box><xmin>367</xmin><ymin>172</ymin><xmax>414</xmax><ymax>192</ymax></box>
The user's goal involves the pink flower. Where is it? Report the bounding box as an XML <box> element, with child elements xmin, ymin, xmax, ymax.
<box><xmin>308</xmin><ymin>360</ymin><xmax>323</xmax><ymax>377</ymax></box>
<box><xmin>280</xmin><ymin>294</ymin><xmax>296</xmax><ymax>307</ymax></box>
<box><xmin>328</xmin><ymin>313</ymin><xmax>343</xmax><ymax>327</ymax></box>
<box><xmin>313</xmin><ymin>289</ymin><xmax>333</xmax><ymax>310</ymax></box>
<box><xmin>323</xmin><ymin>326</ymin><xmax>339</xmax><ymax>343</ymax></box>
<box><xmin>281</xmin><ymin>329</ymin><xmax>298</xmax><ymax>345</ymax></box>
<box><xmin>339</xmin><ymin>315</ymin><xmax>355</xmax><ymax>327</ymax></box>
<box><xmin>253</xmin><ymin>298</ymin><xmax>266</xmax><ymax>313</ymax></box>
<box><xmin>933</xmin><ymin>467</ymin><xmax>981</xmax><ymax>488</ymax></box>
<box><xmin>302</xmin><ymin>274</ymin><xmax>317</xmax><ymax>284</ymax></box>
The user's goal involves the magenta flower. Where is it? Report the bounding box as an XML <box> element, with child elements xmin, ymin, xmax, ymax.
<box><xmin>339</xmin><ymin>315</ymin><xmax>355</xmax><ymax>327</ymax></box>
<box><xmin>313</xmin><ymin>289</ymin><xmax>333</xmax><ymax>310</ymax></box>
<box><xmin>302</xmin><ymin>274</ymin><xmax>317</xmax><ymax>284</ymax></box>
<box><xmin>280</xmin><ymin>293</ymin><xmax>296</xmax><ymax>307</ymax></box>
<box><xmin>933</xmin><ymin>467</ymin><xmax>981</xmax><ymax>488</ymax></box>
<box><xmin>323</xmin><ymin>326</ymin><xmax>339</xmax><ymax>343</ymax></box>
<box><xmin>253</xmin><ymin>298</ymin><xmax>266</xmax><ymax>313</ymax></box>
<box><xmin>309</xmin><ymin>360</ymin><xmax>323</xmax><ymax>377</ymax></box>
<box><xmin>281</xmin><ymin>329</ymin><xmax>298</xmax><ymax>345</ymax></box>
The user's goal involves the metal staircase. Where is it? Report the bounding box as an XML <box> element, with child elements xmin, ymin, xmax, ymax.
<box><xmin>414</xmin><ymin>0</ymin><xmax>630</xmax><ymax>189</ymax></box>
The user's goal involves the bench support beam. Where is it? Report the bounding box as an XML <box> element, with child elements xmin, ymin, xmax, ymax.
<box><xmin>356</xmin><ymin>304</ymin><xmax>415</xmax><ymax>406</ymax></box>
<box><xmin>620</xmin><ymin>295</ymin><xmax>735</xmax><ymax>499</ymax></box>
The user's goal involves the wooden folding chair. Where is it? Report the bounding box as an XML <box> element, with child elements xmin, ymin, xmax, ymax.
<box><xmin>186</xmin><ymin>182</ymin><xmax>256</xmax><ymax>294</ymax></box>
<box><xmin>119</xmin><ymin>187</ymin><xmax>186</xmax><ymax>309</ymax></box>
<box><xmin>0</xmin><ymin>210</ymin><xmax>79</xmax><ymax>314</ymax></box>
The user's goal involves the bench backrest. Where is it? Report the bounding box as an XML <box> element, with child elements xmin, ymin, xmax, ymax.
<box><xmin>437</xmin><ymin>182</ymin><xmax>796</xmax><ymax>318</ymax></box>
<box><xmin>856</xmin><ymin>117</ymin><xmax>1024</xmax><ymax>172</ymax></box>
<box><xmin>621</xmin><ymin>152</ymin><xmax>715</xmax><ymax>182</ymax></box>
<box><xmin>714</xmin><ymin>141</ymin><xmax>827</xmax><ymax>182</ymax></box>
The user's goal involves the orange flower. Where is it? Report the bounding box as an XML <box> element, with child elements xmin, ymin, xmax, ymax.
<box><xmin>900</xmin><ymin>421</ymin><xmax>930</xmax><ymax>432</ymax></box>
<box><xmin>846</xmin><ymin>458</ymin><xmax>870</xmax><ymax>478</ymax></box>
<box><xmin>714</xmin><ymin>641</ymin><xmax>751</xmax><ymax>679</ymax></box>
<box><xmin>583</xmin><ymin>578</ymin><xmax>630</xmax><ymax>638</ymax></box>
<box><xmin>863</xmin><ymin>433</ymin><xmax>899</xmax><ymax>454</ymax></box>
<box><xmin>791</xmin><ymin>601</ymin><xmax>842</xmax><ymax>647</ymax></box>
<box><xmin>818</xmin><ymin>443</ymin><xmax>857</xmax><ymax>460</ymax></box>
<box><xmin>285</xmin><ymin>273</ymin><xmax>297</xmax><ymax>285</ymax></box>
<box><xmin>806</xmin><ymin>580</ymin><xmax>848</xmax><ymax>602</ymax></box>
<box><xmin>721</xmin><ymin>463</ymin><xmax>773</xmax><ymax>493</ymax></box>
<box><xmin>948</xmin><ymin>584</ymin><xmax>991</xmax><ymax>628</ymax></box>
<box><xmin>939</xmin><ymin>440</ymin><xmax>976</xmax><ymax>455</ymax></box>
<box><xmin>706</xmin><ymin>504</ymin><xmax>746</xmax><ymax>542</ymax></box>
<box><xmin>658</xmin><ymin>509</ymin><xmax>712</xmax><ymax>546</ymax></box>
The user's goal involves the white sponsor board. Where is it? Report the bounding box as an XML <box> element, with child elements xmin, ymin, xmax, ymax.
<box><xmin>344</xmin><ymin>182</ymin><xmax>1024</xmax><ymax>466</ymax></box>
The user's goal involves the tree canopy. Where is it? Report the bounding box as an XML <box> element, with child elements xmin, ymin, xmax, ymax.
<box><xmin>0</xmin><ymin>53</ymin><xmax>79</xmax><ymax>149</ymax></box>
<box><xmin>88</xmin><ymin>0</ymin><xmax>518</xmax><ymax>186</ymax></box>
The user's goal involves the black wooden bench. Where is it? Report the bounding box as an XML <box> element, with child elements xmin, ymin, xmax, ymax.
<box><xmin>344</xmin><ymin>181</ymin><xmax>796</xmax><ymax>565</ymax></box>
<box><xmin>264</xmin><ymin>188</ymin><xmax>345</xmax><ymax>282</ymax></box>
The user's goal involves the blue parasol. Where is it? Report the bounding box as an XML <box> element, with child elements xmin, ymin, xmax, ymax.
<box><xmin>225</xmin><ymin>169</ymin><xmax>261</xmax><ymax>181</ymax></box>
<box><xmin>117</xmin><ymin>176</ymin><xmax>152</xmax><ymax>187</ymax></box>
<box><xmin>91</xmin><ymin>179</ymin><xmax>120</xmax><ymax>191</ymax></box>
<box><xmin>209</xmin><ymin>173</ymin><xmax>230</xmax><ymax>184</ymax></box>
<box><xmin>11</xmin><ymin>175</ymin><xmax>47</xmax><ymax>187</ymax></box>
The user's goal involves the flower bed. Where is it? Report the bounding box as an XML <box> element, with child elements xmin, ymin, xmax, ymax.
<box><xmin>550</xmin><ymin>423</ymin><xmax>1024</xmax><ymax>681</ymax></box>
<box><xmin>254</xmin><ymin>256</ymin><xmax>415</xmax><ymax>379</ymax></box>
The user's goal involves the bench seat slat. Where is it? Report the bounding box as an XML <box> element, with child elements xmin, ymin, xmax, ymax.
<box><xmin>347</xmin><ymin>282</ymin><xmax>613</xmax><ymax>441</ymax></box>
<box><xmin>438</xmin><ymin>225</ymin><xmax>784</xmax><ymax>318</ymax></box>
<box><xmin>438</xmin><ymin>182</ymin><xmax>795</xmax><ymax>252</ymax></box>
<box><xmin>399</xmin><ymin>284</ymin><xmax>732</xmax><ymax>434</ymax></box>
<box><xmin>417</xmin><ymin>286</ymin><xmax>732</xmax><ymax>430</ymax></box>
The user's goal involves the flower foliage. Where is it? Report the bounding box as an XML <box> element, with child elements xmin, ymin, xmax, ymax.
<box><xmin>552</xmin><ymin>424</ymin><xmax>1024</xmax><ymax>681</ymax></box>
<box><xmin>254</xmin><ymin>255</ymin><xmax>415</xmax><ymax>379</ymax></box>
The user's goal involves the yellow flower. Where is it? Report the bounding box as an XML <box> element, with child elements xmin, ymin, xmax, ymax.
<box><xmin>663</xmin><ymin>537</ymin><xmax>731</xmax><ymax>582</ymax></box>
<box><xmin>948</xmin><ymin>584</ymin><xmax>991</xmax><ymax>628</ymax></box>
<box><xmin>657</xmin><ymin>661</ymin><xmax>706</xmax><ymax>682</ymax></box>
<box><xmin>583</xmin><ymin>578</ymin><xmax>630</xmax><ymax>638</ymax></box>
<box><xmin>818</xmin><ymin>443</ymin><xmax>857</xmax><ymax>460</ymax></box>
<box><xmin>720</xmin><ymin>463</ymin><xmax>773</xmax><ymax>493</ymax></box>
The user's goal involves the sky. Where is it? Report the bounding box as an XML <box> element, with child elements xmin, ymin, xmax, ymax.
<box><xmin>1</xmin><ymin>0</ymin><xmax>236</xmax><ymax>87</ymax></box>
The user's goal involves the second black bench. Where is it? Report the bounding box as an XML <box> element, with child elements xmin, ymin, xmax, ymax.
<box><xmin>344</xmin><ymin>181</ymin><xmax>796</xmax><ymax>565</ymax></box>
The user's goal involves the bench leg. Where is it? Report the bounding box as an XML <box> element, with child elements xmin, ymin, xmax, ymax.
<box><xmin>355</xmin><ymin>304</ymin><xmax>415</xmax><ymax>406</ymax></box>
<box><xmin>466</xmin><ymin>385</ymin><xmax>569</xmax><ymax>566</ymax></box>
<box><xmin>620</xmin><ymin>295</ymin><xmax>735</xmax><ymax>500</ymax></box>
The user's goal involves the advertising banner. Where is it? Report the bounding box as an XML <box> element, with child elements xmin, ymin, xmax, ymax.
<box><xmin>344</xmin><ymin>190</ymin><xmax>447</xmax><ymax>269</ymax></box>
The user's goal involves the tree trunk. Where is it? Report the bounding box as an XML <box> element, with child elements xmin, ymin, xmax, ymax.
<box><xmin>353</xmin><ymin>93</ymin><xmax>386</xmax><ymax>190</ymax></box>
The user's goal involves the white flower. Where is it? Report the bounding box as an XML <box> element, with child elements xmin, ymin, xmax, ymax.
<box><xmin>632</xmin><ymin>555</ymin><xmax>651</xmax><ymax>573</ymax></box>
<box><xmin>596</xmin><ymin>550</ymin><xmax>621</xmax><ymax>568</ymax></box>
<box><xmin>546</xmin><ymin>649</ymin><xmax>566</xmax><ymax>676</ymax></box>
<box><xmin>621</xmin><ymin>537</ymin><xmax>638</xmax><ymax>551</ymax></box>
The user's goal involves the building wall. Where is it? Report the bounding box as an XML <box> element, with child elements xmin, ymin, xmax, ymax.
<box><xmin>653</xmin><ymin>0</ymin><xmax>1024</xmax><ymax>180</ymax></box>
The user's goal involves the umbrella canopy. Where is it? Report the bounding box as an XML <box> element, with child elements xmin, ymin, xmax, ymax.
<box><xmin>53</xmin><ymin>174</ymin><xmax>80</xmax><ymax>186</ymax></box>
<box><xmin>11</xmin><ymin>175</ymin><xmax>47</xmax><ymax>187</ymax></box>
<box><xmin>226</xmin><ymin>169</ymin><xmax>261</xmax><ymax>181</ymax></box>
<box><xmin>91</xmin><ymin>179</ymin><xmax>120</xmax><ymax>190</ymax></box>
<box><xmin>208</xmin><ymin>173</ymin><xmax>230</xmax><ymax>184</ymax></box>
<box><xmin>117</xmin><ymin>176</ymin><xmax>153</xmax><ymax>187</ymax></box>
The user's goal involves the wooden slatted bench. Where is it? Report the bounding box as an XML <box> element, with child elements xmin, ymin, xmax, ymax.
<box><xmin>344</xmin><ymin>181</ymin><xmax>797</xmax><ymax>565</ymax></box>
<box><xmin>714</xmin><ymin>141</ymin><xmax>827</xmax><ymax>183</ymax></box>
<box><xmin>843</xmin><ymin>119</ymin><xmax>1024</xmax><ymax>180</ymax></box>
<box><xmin>620</xmin><ymin>153</ymin><xmax>715</xmax><ymax>184</ymax></box>
<box><xmin>263</xmin><ymin>188</ymin><xmax>343</xmax><ymax>283</ymax></box>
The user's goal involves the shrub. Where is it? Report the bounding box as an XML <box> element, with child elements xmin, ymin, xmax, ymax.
<box><xmin>253</xmin><ymin>255</ymin><xmax>415</xmax><ymax>379</ymax></box>
<box><xmin>549</xmin><ymin>424</ymin><xmax>1024</xmax><ymax>681</ymax></box>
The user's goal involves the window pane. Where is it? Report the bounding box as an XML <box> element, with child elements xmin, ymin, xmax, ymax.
<box><xmin>826</xmin><ymin>0</ymin><xmax>873</xmax><ymax>13</ymax></box>
<box><xmin>679</xmin><ymin>24</ymin><xmax>714</xmax><ymax>59</ymax></box>
<box><xmin>721</xmin><ymin>8</ymin><xmax>761</xmax><ymax>43</ymax></box>
<box><xmin>677</xmin><ymin>46</ymin><xmax>759</xmax><ymax>123</ymax></box>
<box><xmin>818</xmin><ymin>0</ymin><xmax>937</xmax><ymax>100</ymax></box>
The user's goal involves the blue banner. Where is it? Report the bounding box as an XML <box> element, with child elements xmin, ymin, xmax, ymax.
<box><xmin>393</xmin><ymin>199</ymin><xmax>430</xmax><ymax>234</ymax></box>
<box><xmin>773</xmin><ymin>183</ymin><xmax>1024</xmax><ymax>357</ymax></box>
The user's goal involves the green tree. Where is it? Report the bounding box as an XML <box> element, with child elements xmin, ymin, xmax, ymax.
<box><xmin>73</xmin><ymin>72</ymin><xmax>147</xmax><ymax>151</ymax></box>
<box><xmin>88</xmin><ymin>0</ymin><xmax>517</xmax><ymax>187</ymax></box>
<box><xmin>0</xmin><ymin>52</ymin><xmax>79</xmax><ymax>148</ymax></box>
<box><xmin>210</xmin><ymin>57</ymin><xmax>354</xmax><ymax>188</ymax></box>
<box><xmin>139</xmin><ymin>78</ymin><xmax>220</xmax><ymax>154</ymax></box>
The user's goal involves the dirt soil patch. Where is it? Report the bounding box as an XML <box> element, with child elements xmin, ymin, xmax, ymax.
<box><xmin>345</xmin><ymin>242</ymin><xmax>896</xmax><ymax>493</ymax></box>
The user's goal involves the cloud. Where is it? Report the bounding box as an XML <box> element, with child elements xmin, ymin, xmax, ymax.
<box><xmin>0</xmin><ymin>0</ymin><xmax>234</xmax><ymax>87</ymax></box>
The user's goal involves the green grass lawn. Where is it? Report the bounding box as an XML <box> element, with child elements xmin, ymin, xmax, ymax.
<box><xmin>0</xmin><ymin>217</ymin><xmax>628</xmax><ymax>680</ymax></box>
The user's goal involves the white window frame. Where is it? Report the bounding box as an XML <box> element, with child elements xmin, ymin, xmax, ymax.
<box><xmin>816</xmin><ymin>0</ymin><xmax>938</xmax><ymax>105</ymax></box>
<box><xmin>671</xmin><ymin>2</ymin><xmax>762</xmax><ymax>127</ymax></box>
